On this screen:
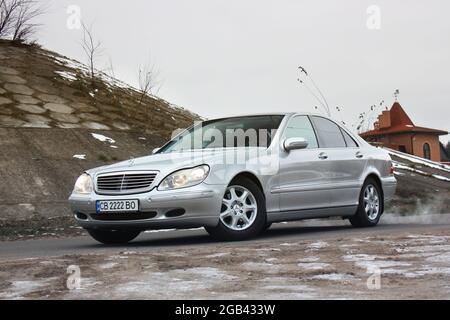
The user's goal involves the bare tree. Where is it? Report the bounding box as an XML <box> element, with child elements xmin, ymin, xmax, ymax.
<box><xmin>11</xmin><ymin>0</ymin><xmax>44</xmax><ymax>41</ymax></box>
<box><xmin>137</xmin><ymin>61</ymin><xmax>160</xmax><ymax>105</ymax></box>
<box><xmin>81</xmin><ymin>22</ymin><xmax>103</xmax><ymax>79</ymax></box>
<box><xmin>0</xmin><ymin>0</ymin><xmax>20</xmax><ymax>37</ymax></box>
<box><xmin>0</xmin><ymin>0</ymin><xmax>45</xmax><ymax>42</ymax></box>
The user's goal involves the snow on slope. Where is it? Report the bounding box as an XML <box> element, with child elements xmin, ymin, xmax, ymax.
<box><xmin>385</xmin><ymin>148</ymin><xmax>450</xmax><ymax>183</ymax></box>
<box><xmin>386</xmin><ymin>148</ymin><xmax>450</xmax><ymax>173</ymax></box>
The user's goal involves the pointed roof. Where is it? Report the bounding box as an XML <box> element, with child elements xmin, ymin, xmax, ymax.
<box><xmin>360</xmin><ymin>102</ymin><xmax>447</xmax><ymax>137</ymax></box>
<box><xmin>390</xmin><ymin>102</ymin><xmax>414</xmax><ymax>127</ymax></box>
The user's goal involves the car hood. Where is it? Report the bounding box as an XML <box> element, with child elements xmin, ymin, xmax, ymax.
<box><xmin>86</xmin><ymin>147</ymin><xmax>266</xmax><ymax>177</ymax></box>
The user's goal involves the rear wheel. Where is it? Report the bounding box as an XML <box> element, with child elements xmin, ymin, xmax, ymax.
<box><xmin>349</xmin><ymin>178</ymin><xmax>383</xmax><ymax>228</ymax></box>
<box><xmin>87</xmin><ymin>229</ymin><xmax>141</xmax><ymax>244</ymax></box>
<box><xmin>205</xmin><ymin>177</ymin><xmax>266</xmax><ymax>241</ymax></box>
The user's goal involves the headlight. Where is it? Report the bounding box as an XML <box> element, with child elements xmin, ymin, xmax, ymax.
<box><xmin>73</xmin><ymin>173</ymin><xmax>93</xmax><ymax>194</ymax></box>
<box><xmin>158</xmin><ymin>165</ymin><xmax>209</xmax><ymax>191</ymax></box>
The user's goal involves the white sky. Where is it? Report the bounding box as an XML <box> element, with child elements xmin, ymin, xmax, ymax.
<box><xmin>38</xmin><ymin>0</ymin><xmax>449</xmax><ymax>142</ymax></box>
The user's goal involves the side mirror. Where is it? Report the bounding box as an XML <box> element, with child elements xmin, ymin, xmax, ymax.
<box><xmin>283</xmin><ymin>137</ymin><xmax>309</xmax><ymax>152</ymax></box>
<box><xmin>152</xmin><ymin>147</ymin><xmax>160</xmax><ymax>155</ymax></box>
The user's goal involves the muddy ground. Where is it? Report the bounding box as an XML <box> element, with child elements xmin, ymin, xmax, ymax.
<box><xmin>1</xmin><ymin>220</ymin><xmax>450</xmax><ymax>299</ymax></box>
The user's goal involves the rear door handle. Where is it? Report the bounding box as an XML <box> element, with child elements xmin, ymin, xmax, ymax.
<box><xmin>318</xmin><ymin>152</ymin><xmax>328</xmax><ymax>160</ymax></box>
<box><xmin>356</xmin><ymin>151</ymin><xmax>364</xmax><ymax>159</ymax></box>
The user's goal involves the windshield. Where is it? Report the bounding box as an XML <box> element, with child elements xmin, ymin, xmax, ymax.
<box><xmin>158</xmin><ymin>115</ymin><xmax>285</xmax><ymax>153</ymax></box>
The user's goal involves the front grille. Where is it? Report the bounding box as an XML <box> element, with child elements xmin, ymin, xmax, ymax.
<box><xmin>96</xmin><ymin>172</ymin><xmax>157</xmax><ymax>194</ymax></box>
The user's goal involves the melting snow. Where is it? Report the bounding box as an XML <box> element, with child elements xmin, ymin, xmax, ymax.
<box><xmin>73</xmin><ymin>154</ymin><xmax>86</xmax><ymax>160</ymax></box>
<box><xmin>0</xmin><ymin>280</ymin><xmax>49</xmax><ymax>299</ymax></box>
<box><xmin>91</xmin><ymin>133</ymin><xmax>116</xmax><ymax>144</ymax></box>
<box><xmin>307</xmin><ymin>241</ymin><xmax>329</xmax><ymax>250</ymax></box>
<box><xmin>299</xmin><ymin>256</ymin><xmax>320</xmax><ymax>262</ymax></box>
<box><xmin>393</xmin><ymin>161</ymin><xmax>450</xmax><ymax>182</ymax></box>
<box><xmin>297</xmin><ymin>262</ymin><xmax>330</xmax><ymax>270</ymax></box>
<box><xmin>54</xmin><ymin>70</ymin><xmax>77</xmax><ymax>81</ymax></box>
<box><xmin>311</xmin><ymin>273</ymin><xmax>355</xmax><ymax>281</ymax></box>
<box><xmin>387</xmin><ymin>148</ymin><xmax>450</xmax><ymax>172</ymax></box>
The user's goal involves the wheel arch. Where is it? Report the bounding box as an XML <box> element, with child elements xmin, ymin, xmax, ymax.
<box><xmin>363</xmin><ymin>172</ymin><xmax>384</xmax><ymax>213</ymax></box>
<box><xmin>229</xmin><ymin>171</ymin><xmax>265</xmax><ymax>199</ymax></box>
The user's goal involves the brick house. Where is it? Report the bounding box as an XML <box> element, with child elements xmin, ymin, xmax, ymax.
<box><xmin>359</xmin><ymin>102</ymin><xmax>448</xmax><ymax>162</ymax></box>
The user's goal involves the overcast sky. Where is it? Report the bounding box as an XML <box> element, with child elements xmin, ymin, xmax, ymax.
<box><xmin>38</xmin><ymin>0</ymin><xmax>449</xmax><ymax>142</ymax></box>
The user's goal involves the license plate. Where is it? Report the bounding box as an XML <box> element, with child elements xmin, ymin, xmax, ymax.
<box><xmin>96</xmin><ymin>200</ymin><xmax>139</xmax><ymax>213</ymax></box>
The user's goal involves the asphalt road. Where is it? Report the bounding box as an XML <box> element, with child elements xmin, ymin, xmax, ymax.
<box><xmin>2</xmin><ymin>215</ymin><xmax>450</xmax><ymax>261</ymax></box>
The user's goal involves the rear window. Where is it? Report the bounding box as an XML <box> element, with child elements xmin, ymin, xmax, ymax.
<box><xmin>341</xmin><ymin>129</ymin><xmax>358</xmax><ymax>147</ymax></box>
<box><xmin>311</xmin><ymin>116</ymin><xmax>346</xmax><ymax>148</ymax></box>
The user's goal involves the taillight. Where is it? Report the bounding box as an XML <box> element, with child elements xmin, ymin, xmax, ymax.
<box><xmin>389</xmin><ymin>162</ymin><xmax>395</xmax><ymax>175</ymax></box>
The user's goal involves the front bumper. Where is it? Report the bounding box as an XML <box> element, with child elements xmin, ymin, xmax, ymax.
<box><xmin>69</xmin><ymin>183</ymin><xmax>226</xmax><ymax>230</ymax></box>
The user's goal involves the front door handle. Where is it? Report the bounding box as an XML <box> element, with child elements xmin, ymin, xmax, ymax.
<box><xmin>356</xmin><ymin>151</ymin><xmax>364</xmax><ymax>159</ymax></box>
<box><xmin>318</xmin><ymin>152</ymin><xmax>328</xmax><ymax>160</ymax></box>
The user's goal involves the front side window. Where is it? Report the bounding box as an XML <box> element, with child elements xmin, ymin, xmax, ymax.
<box><xmin>283</xmin><ymin>115</ymin><xmax>318</xmax><ymax>149</ymax></box>
<box><xmin>311</xmin><ymin>116</ymin><xmax>346</xmax><ymax>148</ymax></box>
<box><xmin>158</xmin><ymin>115</ymin><xmax>284</xmax><ymax>153</ymax></box>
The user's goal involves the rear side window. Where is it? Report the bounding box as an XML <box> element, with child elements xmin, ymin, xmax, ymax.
<box><xmin>341</xmin><ymin>129</ymin><xmax>358</xmax><ymax>147</ymax></box>
<box><xmin>284</xmin><ymin>115</ymin><xmax>318</xmax><ymax>149</ymax></box>
<box><xmin>311</xmin><ymin>116</ymin><xmax>346</xmax><ymax>148</ymax></box>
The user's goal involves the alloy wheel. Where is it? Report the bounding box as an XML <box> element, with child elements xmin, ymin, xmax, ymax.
<box><xmin>220</xmin><ymin>185</ymin><xmax>258</xmax><ymax>231</ymax></box>
<box><xmin>363</xmin><ymin>184</ymin><xmax>380</xmax><ymax>221</ymax></box>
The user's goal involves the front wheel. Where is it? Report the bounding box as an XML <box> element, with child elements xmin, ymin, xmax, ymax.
<box><xmin>87</xmin><ymin>229</ymin><xmax>141</xmax><ymax>244</ymax></box>
<box><xmin>205</xmin><ymin>177</ymin><xmax>266</xmax><ymax>241</ymax></box>
<box><xmin>349</xmin><ymin>178</ymin><xmax>383</xmax><ymax>228</ymax></box>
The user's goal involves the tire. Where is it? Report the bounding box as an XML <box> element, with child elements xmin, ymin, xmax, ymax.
<box><xmin>87</xmin><ymin>229</ymin><xmax>141</xmax><ymax>244</ymax></box>
<box><xmin>205</xmin><ymin>176</ymin><xmax>266</xmax><ymax>241</ymax></box>
<box><xmin>349</xmin><ymin>178</ymin><xmax>383</xmax><ymax>228</ymax></box>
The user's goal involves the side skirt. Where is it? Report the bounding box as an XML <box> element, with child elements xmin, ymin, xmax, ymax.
<box><xmin>266</xmin><ymin>205</ymin><xmax>358</xmax><ymax>224</ymax></box>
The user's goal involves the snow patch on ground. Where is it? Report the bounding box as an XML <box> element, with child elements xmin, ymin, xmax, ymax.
<box><xmin>299</xmin><ymin>256</ymin><xmax>320</xmax><ymax>262</ymax></box>
<box><xmin>343</xmin><ymin>253</ymin><xmax>411</xmax><ymax>271</ymax></box>
<box><xmin>307</xmin><ymin>241</ymin><xmax>329</xmax><ymax>250</ymax></box>
<box><xmin>297</xmin><ymin>262</ymin><xmax>330</xmax><ymax>270</ymax></box>
<box><xmin>105</xmin><ymin>267</ymin><xmax>237</xmax><ymax>299</ymax></box>
<box><xmin>241</xmin><ymin>262</ymin><xmax>279</xmax><ymax>273</ymax></box>
<box><xmin>311</xmin><ymin>273</ymin><xmax>355</xmax><ymax>281</ymax></box>
<box><xmin>54</xmin><ymin>70</ymin><xmax>77</xmax><ymax>81</ymax></box>
<box><xmin>205</xmin><ymin>253</ymin><xmax>230</xmax><ymax>258</ymax></box>
<box><xmin>73</xmin><ymin>154</ymin><xmax>86</xmax><ymax>160</ymax></box>
<box><xmin>0</xmin><ymin>279</ymin><xmax>49</xmax><ymax>299</ymax></box>
<box><xmin>100</xmin><ymin>262</ymin><xmax>119</xmax><ymax>269</ymax></box>
<box><xmin>91</xmin><ymin>133</ymin><xmax>116</xmax><ymax>144</ymax></box>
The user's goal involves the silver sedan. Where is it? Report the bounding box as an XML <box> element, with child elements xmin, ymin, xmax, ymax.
<box><xmin>69</xmin><ymin>113</ymin><xmax>396</xmax><ymax>244</ymax></box>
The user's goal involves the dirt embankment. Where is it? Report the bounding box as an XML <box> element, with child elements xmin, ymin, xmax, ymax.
<box><xmin>388</xmin><ymin>154</ymin><xmax>450</xmax><ymax>214</ymax></box>
<box><xmin>0</xmin><ymin>40</ymin><xmax>201</xmax><ymax>240</ymax></box>
<box><xmin>0</xmin><ymin>127</ymin><xmax>165</xmax><ymax>240</ymax></box>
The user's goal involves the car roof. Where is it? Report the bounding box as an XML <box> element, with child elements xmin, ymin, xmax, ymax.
<box><xmin>204</xmin><ymin>112</ymin><xmax>292</xmax><ymax>121</ymax></box>
<box><xmin>204</xmin><ymin>112</ymin><xmax>339</xmax><ymax>122</ymax></box>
